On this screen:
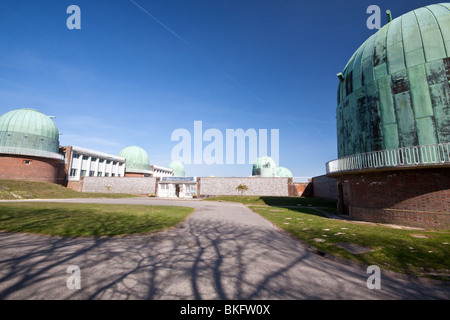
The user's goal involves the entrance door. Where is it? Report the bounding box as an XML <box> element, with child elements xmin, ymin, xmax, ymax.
<box><xmin>175</xmin><ymin>184</ymin><xmax>180</xmax><ymax>198</ymax></box>
<box><xmin>339</xmin><ymin>182</ymin><xmax>350</xmax><ymax>215</ymax></box>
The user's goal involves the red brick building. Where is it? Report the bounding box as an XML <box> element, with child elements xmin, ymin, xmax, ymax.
<box><xmin>0</xmin><ymin>108</ymin><xmax>63</xmax><ymax>183</ymax></box>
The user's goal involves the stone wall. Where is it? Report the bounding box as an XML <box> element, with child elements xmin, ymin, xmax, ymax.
<box><xmin>82</xmin><ymin>177</ymin><xmax>157</xmax><ymax>194</ymax></box>
<box><xmin>312</xmin><ymin>175</ymin><xmax>338</xmax><ymax>200</ymax></box>
<box><xmin>199</xmin><ymin>177</ymin><xmax>290</xmax><ymax>197</ymax></box>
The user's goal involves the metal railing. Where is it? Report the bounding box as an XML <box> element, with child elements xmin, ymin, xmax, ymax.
<box><xmin>326</xmin><ymin>143</ymin><xmax>450</xmax><ymax>174</ymax></box>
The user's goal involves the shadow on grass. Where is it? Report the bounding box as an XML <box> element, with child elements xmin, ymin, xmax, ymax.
<box><xmin>258</xmin><ymin>196</ymin><xmax>337</xmax><ymax>208</ymax></box>
<box><xmin>205</xmin><ymin>195</ymin><xmax>337</xmax><ymax>210</ymax></box>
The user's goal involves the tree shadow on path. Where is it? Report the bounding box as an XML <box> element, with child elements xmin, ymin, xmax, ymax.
<box><xmin>0</xmin><ymin>215</ymin><xmax>449</xmax><ymax>300</ymax></box>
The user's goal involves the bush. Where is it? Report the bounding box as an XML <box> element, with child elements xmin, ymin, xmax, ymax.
<box><xmin>236</xmin><ymin>184</ymin><xmax>249</xmax><ymax>196</ymax></box>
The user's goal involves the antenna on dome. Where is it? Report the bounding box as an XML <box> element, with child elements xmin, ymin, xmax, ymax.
<box><xmin>386</xmin><ymin>10</ymin><xmax>392</xmax><ymax>23</ymax></box>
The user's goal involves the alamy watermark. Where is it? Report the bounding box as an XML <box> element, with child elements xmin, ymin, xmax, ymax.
<box><xmin>65</xmin><ymin>6</ymin><xmax>386</xmax><ymax>34</ymax></box>
<box><xmin>67</xmin><ymin>5</ymin><xmax>81</xmax><ymax>30</ymax></box>
<box><xmin>171</xmin><ymin>121</ymin><xmax>279</xmax><ymax>165</ymax></box>
<box><xmin>67</xmin><ymin>265</ymin><xmax>81</xmax><ymax>290</ymax></box>
<box><xmin>367</xmin><ymin>5</ymin><xmax>381</xmax><ymax>30</ymax></box>
<box><xmin>366</xmin><ymin>265</ymin><xmax>381</xmax><ymax>290</ymax></box>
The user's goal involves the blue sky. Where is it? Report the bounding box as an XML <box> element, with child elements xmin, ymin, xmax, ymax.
<box><xmin>0</xmin><ymin>0</ymin><xmax>434</xmax><ymax>178</ymax></box>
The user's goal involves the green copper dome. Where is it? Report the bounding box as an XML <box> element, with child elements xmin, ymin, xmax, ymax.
<box><xmin>276</xmin><ymin>166</ymin><xmax>293</xmax><ymax>178</ymax></box>
<box><xmin>252</xmin><ymin>156</ymin><xmax>276</xmax><ymax>176</ymax></box>
<box><xmin>0</xmin><ymin>108</ymin><xmax>61</xmax><ymax>157</ymax></box>
<box><xmin>337</xmin><ymin>3</ymin><xmax>450</xmax><ymax>158</ymax></box>
<box><xmin>119</xmin><ymin>146</ymin><xmax>150</xmax><ymax>173</ymax></box>
<box><xmin>168</xmin><ymin>161</ymin><xmax>185</xmax><ymax>176</ymax></box>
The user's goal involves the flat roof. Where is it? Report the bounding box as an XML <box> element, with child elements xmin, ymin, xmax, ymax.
<box><xmin>67</xmin><ymin>146</ymin><xmax>126</xmax><ymax>162</ymax></box>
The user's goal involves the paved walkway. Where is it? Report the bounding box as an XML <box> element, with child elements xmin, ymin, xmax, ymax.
<box><xmin>0</xmin><ymin>198</ymin><xmax>448</xmax><ymax>299</ymax></box>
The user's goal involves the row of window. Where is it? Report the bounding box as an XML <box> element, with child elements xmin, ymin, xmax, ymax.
<box><xmin>69</xmin><ymin>169</ymin><xmax>121</xmax><ymax>177</ymax></box>
<box><xmin>72</xmin><ymin>153</ymin><xmax>123</xmax><ymax>166</ymax></box>
<box><xmin>159</xmin><ymin>184</ymin><xmax>197</xmax><ymax>192</ymax></box>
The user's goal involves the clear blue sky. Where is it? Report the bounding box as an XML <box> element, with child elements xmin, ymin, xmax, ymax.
<box><xmin>0</xmin><ymin>0</ymin><xmax>434</xmax><ymax>178</ymax></box>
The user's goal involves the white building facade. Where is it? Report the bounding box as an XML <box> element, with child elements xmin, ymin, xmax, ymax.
<box><xmin>151</xmin><ymin>165</ymin><xmax>174</xmax><ymax>177</ymax></box>
<box><xmin>65</xmin><ymin>146</ymin><xmax>126</xmax><ymax>182</ymax></box>
<box><xmin>157</xmin><ymin>177</ymin><xmax>198</xmax><ymax>198</ymax></box>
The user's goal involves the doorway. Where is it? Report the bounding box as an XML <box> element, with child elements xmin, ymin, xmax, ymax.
<box><xmin>338</xmin><ymin>182</ymin><xmax>350</xmax><ymax>215</ymax></box>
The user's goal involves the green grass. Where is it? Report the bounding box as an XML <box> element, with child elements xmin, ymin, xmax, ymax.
<box><xmin>0</xmin><ymin>202</ymin><xmax>193</xmax><ymax>237</ymax></box>
<box><xmin>205</xmin><ymin>195</ymin><xmax>450</xmax><ymax>281</ymax></box>
<box><xmin>0</xmin><ymin>180</ymin><xmax>138</xmax><ymax>200</ymax></box>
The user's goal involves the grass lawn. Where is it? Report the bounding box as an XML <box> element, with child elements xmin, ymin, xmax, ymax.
<box><xmin>0</xmin><ymin>180</ymin><xmax>138</xmax><ymax>200</ymax></box>
<box><xmin>0</xmin><ymin>202</ymin><xmax>193</xmax><ymax>237</ymax></box>
<box><xmin>205</xmin><ymin>196</ymin><xmax>450</xmax><ymax>281</ymax></box>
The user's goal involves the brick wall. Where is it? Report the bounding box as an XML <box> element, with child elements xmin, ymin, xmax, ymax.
<box><xmin>56</xmin><ymin>160</ymin><xmax>67</xmax><ymax>185</ymax></box>
<box><xmin>312</xmin><ymin>175</ymin><xmax>338</xmax><ymax>200</ymax></box>
<box><xmin>67</xmin><ymin>180</ymin><xmax>83</xmax><ymax>192</ymax></box>
<box><xmin>336</xmin><ymin>167</ymin><xmax>450</xmax><ymax>229</ymax></box>
<box><xmin>57</xmin><ymin>146</ymin><xmax>72</xmax><ymax>186</ymax></box>
<box><xmin>199</xmin><ymin>177</ymin><xmax>291</xmax><ymax>197</ymax></box>
<box><xmin>289</xmin><ymin>182</ymin><xmax>313</xmax><ymax>197</ymax></box>
<box><xmin>124</xmin><ymin>172</ymin><xmax>148</xmax><ymax>177</ymax></box>
<box><xmin>82</xmin><ymin>177</ymin><xmax>157</xmax><ymax>194</ymax></box>
<box><xmin>0</xmin><ymin>155</ymin><xmax>59</xmax><ymax>183</ymax></box>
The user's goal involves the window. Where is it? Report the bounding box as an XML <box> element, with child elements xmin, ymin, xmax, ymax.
<box><xmin>119</xmin><ymin>163</ymin><xmax>123</xmax><ymax>166</ymax></box>
<box><xmin>99</xmin><ymin>159</ymin><xmax>105</xmax><ymax>163</ymax></box>
<box><xmin>106</xmin><ymin>160</ymin><xmax>111</xmax><ymax>164</ymax></box>
<box><xmin>105</xmin><ymin>173</ymin><xmax>109</xmax><ymax>177</ymax></box>
<box><xmin>97</xmin><ymin>172</ymin><xmax>103</xmax><ymax>177</ymax></box>
<box><xmin>117</xmin><ymin>174</ymin><xmax>121</xmax><ymax>177</ymax></box>
<box><xmin>70</xmin><ymin>169</ymin><xmax>77</xmax><ymax>176</ymax></box>
<box><xmin>112</xmin><ymin>161</ymin><xmax>116</xmax><ymax>166</ymax></box>
<box><xmin>23</xmin><ymin>160</ymin><xmax>31</xmax><ymax>165</ymax></box>
<box><xmin>82</xmin><ymin>155</ymin><xmax>89</xmax><ymax>160</ymax></box>
<box><xmin>80</xmin><ymin>170</ymin><xmax>86</xmax><ymax>177</ymax></box>
<box><xmin>89</xmin><ymin>171</ymin><xmax>95</xmax><ymax>177</ymax></box>
<box><xmin>111</xmin><ymin>173</ymin><xmax>115</xmax><ymax>177</ymax></box>
<box><xmin>73</xmin><ymin>153</ymin><xmax>80</xmax><ymax>159</ymax></box>
<box><xmin>91</xmin><ymin>157</ymin><xmax>97</xmax><ymax>162</ymax></box>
